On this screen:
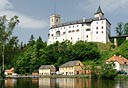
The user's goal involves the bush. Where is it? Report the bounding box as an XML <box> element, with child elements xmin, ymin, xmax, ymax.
<box><xmin>99</xmin><ymin>64</ymin><xmax>118</xmax><ymax>79</ymax></box>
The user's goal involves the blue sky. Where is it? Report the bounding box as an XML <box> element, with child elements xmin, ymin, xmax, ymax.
<box><xmin>0</xmin><ymin>0</ymin><xmax>128</xmax><ymax>43</ymax></box>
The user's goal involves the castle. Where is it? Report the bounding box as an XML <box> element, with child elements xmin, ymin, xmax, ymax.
<box><xmin>47</xmin><ymin>6</ymin><xmax>111</xmax><ymax>45</ymax></box>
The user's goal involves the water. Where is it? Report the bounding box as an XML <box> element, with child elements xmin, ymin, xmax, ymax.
<box><xmin>0</xmin><ymin>78</ymin><xmax>128</xmax><ymax>88</ymax></box>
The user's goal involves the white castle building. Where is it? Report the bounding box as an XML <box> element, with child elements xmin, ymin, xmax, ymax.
<box><xmin>47</xmin><ymin>6</ymin><xmax>111</xmax><ymax>45</ymax></box>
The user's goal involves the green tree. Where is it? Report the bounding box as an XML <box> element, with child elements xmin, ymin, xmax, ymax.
<box><xmin>115</xmin><ymin>22</ymin><xmax>124</xmax><ymax>36</ymax></box>
<box><xmin>99</xmin><ymin>63</ymin><xmax>118</xmax><ymax>79</ymax></box>
<box><xmin>124</xmin><ymin>23</ymin><xmax>128</xmax><ymax>35</ymax></box>
<box><xmin>0</xmin><ymin>15</ymin><xmax>19</xmax><ymax>72</ymax></box>
<box><xmin>72</xmin><ymin>41</ymin><xmax>100</xmax><ymax>61</ymax></box>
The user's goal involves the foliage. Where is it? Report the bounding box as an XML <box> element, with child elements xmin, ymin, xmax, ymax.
<box><xmin>113</xmin><ymin>40</ymin><xmax>128</xmax><ymax>58</ymax></box>
<box><xmin>0</xmin><ymin>15</ymin><xmax>19</xmax><ymax>70</ymax></box>
<box><xmin>99</xmin><ymin>63</ymin><xmax>118</xmax><ymax>79</ymax></box>
<box><xmin>115</xmin><ymin>22</ymin><xmax>124</xmax><ymax>35</ymax></box>
<box><xmin>115</xmin><ymin>22</ymin><xmax>128</xmax><ymax>35</ymax></box>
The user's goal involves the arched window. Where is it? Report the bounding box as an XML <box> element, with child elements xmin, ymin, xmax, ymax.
<box><xmin>56</xmin><ymin>31</ymin><xmax>60</xmax><ymax>36</ymax></box>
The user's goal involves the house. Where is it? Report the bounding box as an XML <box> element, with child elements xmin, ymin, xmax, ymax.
<box><xmin>48</xmin><ymin>6</ymin><xmax>111</xmax><ymax>45</ymax></box>
<box><xmin>59</xmin><ymin>60</ymin><xmax>84</xmax><ymax>75</ymax></box>
<box><xmin>106</xmin><ymin>55</ymin><xmax>128</xmax><ymax>72</ymax></box>
<box><xmin>32</xmin><ymin>69</ymin><xmax>39</xmax><ymax>76</ymax></box>
<box><xmin>4</xmin><ymin>68</ymin><xmax>14</xmax><ymax>75</ymax></box>
<box><xmin>39</xmin><ymin>65</ymin><xmax>56</xmax><ymax>75</ymax></box>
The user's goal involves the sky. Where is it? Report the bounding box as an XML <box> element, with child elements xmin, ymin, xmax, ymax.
<box><xmin>0</xmin><ymin>0</ymin><xmax>128</xmax><ymax>43</ymax></box>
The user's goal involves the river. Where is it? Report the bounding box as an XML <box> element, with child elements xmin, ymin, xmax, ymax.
<box><xmin>0</xmin><ymin>78</ymin><xmax>128</xmax><ymax>88</ymax></box>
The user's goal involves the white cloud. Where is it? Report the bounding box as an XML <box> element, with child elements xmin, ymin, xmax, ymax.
<box><xmin>0</xmin><ymin>0</ymin><xmax>13</xmax><ymax>10</ymax></box>
<box><xmin>79</xmin><ymin>0</ymin><xmax>128</xmax><ymax>13</ymax></box>
<box><xmin>0</xmin><ymin>0</ymin><xmax>48</xmax><ymax>29</ymax></box>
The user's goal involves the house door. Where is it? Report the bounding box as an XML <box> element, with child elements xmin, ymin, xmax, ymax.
<box><xmin>77</xmin><ymin>71</ymin><xmax>79</xmax><ymax>74</ymax></box>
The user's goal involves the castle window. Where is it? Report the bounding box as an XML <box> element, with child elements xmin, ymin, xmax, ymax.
<box><xmin>96</xmin><ymin>31</ymin><xmax>98</xmax><ymax>34</ymax></box>
<box><xmin>63</xmin><ymin>32</ymin><xmax>65</xmax><ymax>34</ymax></box>
<box><xmin>48</xmin><ymin>34</ymin><xmax>50</xmax><ymax>37</ymax></box>
<box><xmin>76</xmin><ymin>29</ymin><xmax>79</xmax><ymax>32</ymax></box>
<box><xmin>96</xmin><ymin>27</ymin><xmax>98</xmax><ymax>29</ymax></box>
<box><xmin>72</xmin><ymin>30</ymin><xmax>75</xmax><ymax>32</ymax></box>
<box><xmin>56</xmin><ymin>31</ymin><xmax>60</xmax><ymax>36</ymax></box>
<box><xmin>101</xmin><ymin>31</ymin><xmax>103</xmax><ymax>34</ymax></box>
<box><xmin>86</xmin><ymin>29</ymin><xmax>90</xmax><ymax>31</ymax></box>
<box><xmin>51</xmin><ymin>34</ymin><xmax>54</xmax><ymax>36</ymax></box>
<box><xmin>101</xmin><ymin>26</ymin><xmax>104</xmax><ymax>29</ymax></box>
<box><xmin>56</xmin><ymin>19</ymin><xmax>58</xmax><ymax>22</ymax></box>
<box><xmin>68</xmin><ymin>30</ymin><xmax>71</xmax><ymax>33</ymax></box>
<box><xmin>102</xmin><ymin>21</ymin><xmax>104</xmax><ymax>24</ymax></box>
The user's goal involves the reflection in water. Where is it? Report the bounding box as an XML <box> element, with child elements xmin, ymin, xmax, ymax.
<box><xmin>5</xmin><ymin>79</ymin><xmax>17</xmax><ymax>88</ymax></box>
<box><xmin>1</xmin><ymin>78</ymin><xmax>128</xmax><ymax>88</ymax></box>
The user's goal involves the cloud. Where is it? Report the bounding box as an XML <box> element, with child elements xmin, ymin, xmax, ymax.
<box><xmin>78</xmin><ymin>0</ymin><xmax>128</xmax><ymax>13</ymax></box>
<box><xmin>0</xmin><ymin>0</ymin><xmax>13</xmax><ymax>10</ymax></box>
<box><xmin>0</xmin><ymin>0</ymin><xmax>48</xmax><ymax>29</ymax></box>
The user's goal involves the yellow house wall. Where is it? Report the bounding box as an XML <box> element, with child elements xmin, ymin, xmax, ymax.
<box><xmin>59</xmin><ymin>61</ymin><xmax>84</xmax><ymax>75</ymax></box>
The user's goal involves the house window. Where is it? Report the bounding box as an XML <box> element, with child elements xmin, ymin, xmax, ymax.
<box><xmin>71</xmin><ymin>37</ymin><xmax>72</xmax><ymax>40</ymax></box>
<box><xmin>101</xmin><ymin>31</ymin><xmax>103</xmax><ymax>34</ymax></box>
<box><xmin>101</xmin><ymin>26</ymin><xmax>103</xmax><ymax>29</ymax></box>
<box><xmin>96</xmin><ymin>22</ymin><xmax>98</xmax><ymax>24</ymax></box>
<box><xmin>77</xmin><ymin>25</ymin><xmax>79</xmax><ymax>27</ymax></box>
<box><xmin>69</xmin><ymin>26</ymin><xmax>71</xmax><ymax>28</ymax></box>
<box><xmin>96</xmin><ymin>27</ymin><xmax>98</xmax><ymax>29</ymax></box>
<box><xmin>96</xmin><ymin>31</ymin><xmax>98</xmax><ymax>34</ymax></box>
<box><xmin>63</xmin><ymin>32</ymin><xmax>65</xmax><ymax>34</ymax></box>
<box><xmin>56</xmin><ymin>31</ymin><xmax>60</xmax><ymax>36</ymax></box>
<box><xmin>86</xmin><ymin>35</ymin><xmax>88</xmax><ymax>38</ymax></box>
<box><xmin>113</xmin><ymin>63</ymin><xmax>115</xmax><ymax>67</ymax></box>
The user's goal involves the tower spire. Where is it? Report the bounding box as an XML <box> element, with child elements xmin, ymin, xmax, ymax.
<box><xmin>94</xmin><ymin>6</ymin><xmax>104</xmax><ymax>18</ymax></box>
<box><xmin>95</xmin><ymin>6</ymin><xmax>104</xmax><ymax>15</ymax></box>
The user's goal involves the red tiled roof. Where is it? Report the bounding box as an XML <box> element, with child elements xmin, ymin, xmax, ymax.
<box><xmin>106</xmin><ymin>55</ymin><xmax>128</xmax><ymax>64</ymax></box>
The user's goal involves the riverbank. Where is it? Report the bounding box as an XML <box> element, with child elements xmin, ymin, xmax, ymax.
<box><xmin>5</xmin><ymin>74</ymin><xmax>90</xmax><ymax>79</ymax></box>
<box><xmin>40</xmin><ymin>75</ymin><xmax>90</xmax><ymax>78</ymax></box>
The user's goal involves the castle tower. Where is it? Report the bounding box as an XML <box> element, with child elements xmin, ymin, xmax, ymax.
<box><xmin>50</xmin><ymin>14</ymin><xmax>60</xmax><ymax>28</ymax></box>
<box><xmin>94</xmin><ymin>6</ymin><xmax>104</xmax><ymax>18</ymax></box>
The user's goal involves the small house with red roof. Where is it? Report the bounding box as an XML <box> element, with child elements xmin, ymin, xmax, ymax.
<box><xmin>106</xmin><ymin>55</ymin><xmax>128</xmax><ymax>72</ymax></box>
